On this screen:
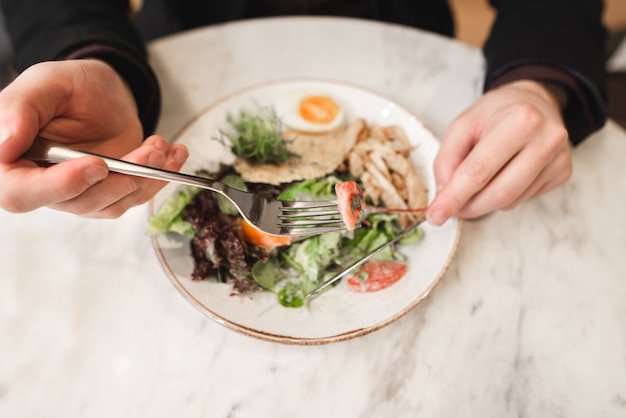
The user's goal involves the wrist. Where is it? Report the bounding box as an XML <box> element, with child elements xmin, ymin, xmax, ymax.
<box><xmin>500</xmin><ymin>79</ymin><xmax>569</xmax><ymax>112</ymax></box>
<box><xmin>537</xmin><ymin>80</ymin><xmax>569</xmax><ymax>111</ymax></box>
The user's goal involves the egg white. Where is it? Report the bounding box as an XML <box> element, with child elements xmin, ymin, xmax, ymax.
<box><xmin>274</xmin><ymin>92</ymin><xmax>345</xmax><ymax>133</ymax></box>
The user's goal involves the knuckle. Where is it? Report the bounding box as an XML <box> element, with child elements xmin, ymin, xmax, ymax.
<box><xmin>541</xmin><ymin>123</ymin><xmax>569</xmax><ymax>152</ymax></box>
<box><xmin>512</xmin><ymin>102</ymin><xmax>543</xmax><ymax>129</ymax></box>
<box><xmin>549</xmin><ymin>122</ymin><xmax>569</xmax><ymax>142</ymax></box>
<box><xmin>493</xmin><ymin>186</ymin><xmax>519</xmax><ymax>209</ymax></box>
<box><xmin>463</xmin><ymin>158</ymin><xmax>491</xmax><ymax>187</ymax></box>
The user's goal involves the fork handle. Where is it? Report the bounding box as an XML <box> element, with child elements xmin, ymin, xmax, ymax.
<box><xmin>23</xmin><ymin>137</ymin><xmax>228</xmax><ymax>194</ymax></box>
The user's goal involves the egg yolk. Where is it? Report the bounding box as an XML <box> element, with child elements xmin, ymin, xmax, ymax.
<box><xmin>298</xmin><ymin>95</ymin><xmax>340</xmax><ymax>124</ymax></box>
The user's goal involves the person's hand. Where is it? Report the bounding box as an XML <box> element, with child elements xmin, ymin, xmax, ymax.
<box><xmin>426</xmin><ymin>79</ymin><xmax>572</xmax><ymax>226</ymax></box>
<box><xmin>0</xmin><ymin>59</ymin><xmax>188</xmax><ymax>218</ymax></box>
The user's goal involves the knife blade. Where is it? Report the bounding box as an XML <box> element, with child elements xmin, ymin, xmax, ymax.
<box><xmin>305</xmin><ymin>216</ymin><xmax>425</xmax><ymax>301</ymax></box>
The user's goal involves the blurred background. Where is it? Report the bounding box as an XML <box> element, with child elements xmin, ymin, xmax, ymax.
<box><xmin>0</xmin><ymin>9</ymin><xmax>9</xmax><ymax>88</ymax></box>
<box><xmin>449</xmin><ymin>0</ymin><xmax>626</xmax><ymax>129</ymax></box>
<box><xmin>451</xmin><ymin>0</ymin><xmax>626</xmax><ymax>50</ymax></box>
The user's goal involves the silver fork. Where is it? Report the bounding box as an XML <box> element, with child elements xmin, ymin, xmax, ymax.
<box><xmin>22</xmin><ymin>137</ymin><xmax>348</xmax><ymax>237</ymax></box>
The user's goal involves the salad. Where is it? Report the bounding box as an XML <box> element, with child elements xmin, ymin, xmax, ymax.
<box><xmin>149</xmin><ymin>95</ymin><xmax>428</xmax><ymax>308</ymax></box>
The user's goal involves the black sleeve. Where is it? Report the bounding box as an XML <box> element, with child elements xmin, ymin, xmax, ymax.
<box><xmin>484</xmin><ymin>0</ymin><xmax>607</xmax><ymax>144</ymax></box>
<box><xmin>0</xmin><ymin>0</ymin><xmax>160</xmax><ymax>135</ymax></box>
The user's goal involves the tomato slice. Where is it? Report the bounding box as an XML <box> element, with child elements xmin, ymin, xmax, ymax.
<box><xmin>346</xmin><ymin>260</ymin><xmax>408</xmax><ymax>292</ymax></box>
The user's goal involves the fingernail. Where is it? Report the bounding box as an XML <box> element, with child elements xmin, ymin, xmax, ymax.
<box><xmin>85</xmin><ymin>165</ymin><xmax>108</xmax><ymax>185</ymax></box>
<box><xmin>427</xmin><ymin>209</ymin><xmax>446</xmax><ymax>226</ymax></box>
<box><xmin>0</xmin><ymin>127</ymin><xmax>12</xmax><ymax>147</ymax></box>
<box><xmin>145</xmin><ymin>135</ymin><xmax>168</xmax><ymax>150</ymax></box>
<box><xmin>171</xmin><ymin>146</ymin><xmax>188</xmax><ymax>165</ymax></box>
<box><xmin>147</xmin><ymin>150</ymin><xmax>166</xmax><ymax>167</ymax></box>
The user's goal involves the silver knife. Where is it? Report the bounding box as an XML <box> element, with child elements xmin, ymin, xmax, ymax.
<box><xmin>305</xmin><ymin>216</ymin><xmax>425</xmax><ymax>301</ymax></box>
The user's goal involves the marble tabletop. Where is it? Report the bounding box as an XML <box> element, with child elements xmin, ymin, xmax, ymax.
<box><xmin>2</xmin><ymin>17</ymin><xmax>626</xmax><ymax>418</ymax></box>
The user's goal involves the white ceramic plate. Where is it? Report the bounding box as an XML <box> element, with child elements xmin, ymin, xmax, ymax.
<box><xmin>149</xmin><ymin>79</ymin><xmax>461</xmax><ymax>345</ymax></box>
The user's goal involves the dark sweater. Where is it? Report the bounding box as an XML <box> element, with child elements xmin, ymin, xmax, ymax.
<box><xmin>0</xmin><ymin>0</ymin><xmax>607</xmax><ymax>142</ymax></box>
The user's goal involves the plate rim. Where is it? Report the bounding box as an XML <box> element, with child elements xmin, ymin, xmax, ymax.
<box><xmin>149</xmin><ymin>77</ymin><xmax>462</xmax><ymax>345</ymax></box>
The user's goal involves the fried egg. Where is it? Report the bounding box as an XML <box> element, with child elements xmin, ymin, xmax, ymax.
<box><xmin>275</xmin><ymin>92</ymin><xmax>345</xmax><ymax>133</ymax></box>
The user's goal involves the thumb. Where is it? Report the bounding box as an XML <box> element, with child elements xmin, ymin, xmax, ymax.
<box><xmin>0</xmin><ymin>62</ymin><xmax>70</xmax><ymax>163</ymax></box>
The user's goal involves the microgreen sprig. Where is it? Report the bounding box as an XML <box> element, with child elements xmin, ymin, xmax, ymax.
<box><xmin>219</xmin><ymin>105</ymin><xmax>292</xmax><ymax>164</ymax></box>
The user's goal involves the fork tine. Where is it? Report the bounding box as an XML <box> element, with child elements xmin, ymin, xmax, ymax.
<box><xmin>277</xmin><ymin>200</ymin><xmax>352</xmax><ymax>236</ymax></box>
<box><xmin>279</xmin><ymin>215</ymin><xmax>362</xmax><ymax>235</ymax></box>
<box><xmin>279</xmin><ymin>200</ymin><xmax>338</xmax><ymax>210</ymax></box>
<box><xmin>279</xmin><ymin>210</ymin><xmax>341</xmax><ymax>220</ymax></box>
<box><xmin>279</xmin><ymin>201</ymin><xmax>340</xmax><ymax>220</ymax></box>
<box><xmin>280</xmin><ymin>224</ymin><xmax>358</xmax><ymax>236</ymax></box>
<box><xmin>281</xmin><ymin>218</ymin><xmax>344</xmax><ymax>226</ymax></box>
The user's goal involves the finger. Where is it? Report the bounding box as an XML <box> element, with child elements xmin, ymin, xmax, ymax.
<box><xmin>432</xmin><ymin>112</ymin><xmax>478</xmax><ymax>190</ymax></box>
<box><xmin>0</xmin><ymin>157</ymin><xmax>109</xmax><ymax>212</ymax></box>
<box><xmin>93</xmin><ymin>143</ymin><xmax>189</xmax><ymax>218</ymax></box>
<box><xmin>49</xmin><ymin>141</ymin><xmax>186</xmax><ymax>218</ymax></box>
<box><xmin>427</xmin><ymin>126</ymin><xmax>525</xmax><ymax>226</ymax></box>
<box><xmin>132</xmin><ymin>144</ymin><xmax>189</xmax><ymax>204</ymax></box>
<box><xmin>142</xmin><ymin>135</ymin><xmax>171</xmax><ymax>153</ymax></box>
<box><xmin>0</xmin><ymin>64</ymin><xmax>69</xmax><ymax>162</ymax></box>
<box><xmin>48</xmin><ymin>172</ymin><xmax>136</xmax><ymax>217</ymax></box>
<box><xmin>457</xmin><ymin>135</ymin><xmax>571</xmax><ymax>218</ymax></box>
<box><xmin>501</xmin><ymin>146</ymin><xmax>572</xmax><ymax>211</ymax></box>
<box><xmin>48</xmin><ymin>141</ymin><xmax>169</xmax><ymax>216</ymax></box>
<box><xmin>454</xmin><ymin>150</ymin><xmax>545</xmax><ymax>219</ymax></box>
